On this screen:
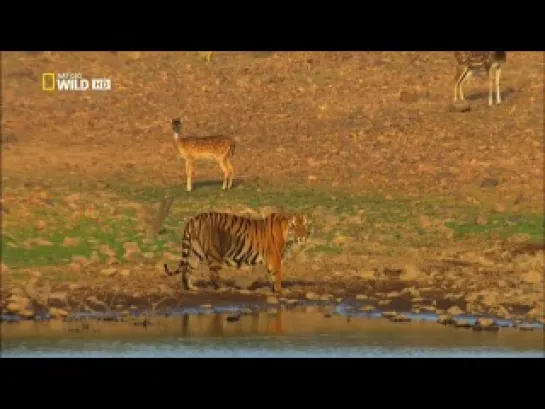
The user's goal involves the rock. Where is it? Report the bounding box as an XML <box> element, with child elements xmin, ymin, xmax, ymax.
<box><xmin>355</xmin><ymin>294</ymin><xmax>368</xmax><ymax>301</ymax></box>
<box><xmin>319</xmin><ymin>294</ymin><xmax>333</xmax><ymax>302</ymax></box>
<box><xmin>480</xmin><ymin>178</ymin><xmax>499</xmax><ymax>188</ymax></box>
<box><xmin>36</xmin><ymin>239</ymin><xmax>53</xmax><ymax>247</ymax></box>
<box><xmin>63</xmin><ymin>193</ymin><xmax>81</xmax><ymax>203</ymax></box>
<box><xmin>6</xmin><ymin>295</ymin><xmax>31</xmax><ymax>313</ymax></box>
<box><xmin>495</xmin><ymin>305</ymin><xmax>511</xmax><ymax>319</ymax></box>
<box><xmin>453</xmin><ymin>319</ymin><xmax>471</xmax><ymax>328</ymax></box>
<box><xmin>9</xmin><ymin>287</ymin><xmax>26</xmax><ymax>297</ymax></box>
<box><xmin>526</xmin><ymin>307</ymin><xmax>543</xmax><ymax>321</ymax></box>
<box><xmin>437</xmin><ymin>314</ymin><xmax>455</xmax><ymax>325</ymax></box>
<box><xmin>266</xmin><ymin>296</ymin><xmax>279</xmax><ymax>305</ymax></box>
<box><xmin>226</xmin><ymin>313</ymin><xmax>242</xmax><ymax>323</ymax></box>
<box><xmin>521</xmin><ymin>270</ymin><xmax>542</xmax><ymax>284</ymax></box>
<box><xmin>236</xmin><ymin>278</ymin><xmax>254</xmax><ymax>290</ymax></box>
<box><xmin>447</xmin><ymin>306</ymin><xmax>465</xmax><ymax>316</ymax></box>
<box><xmin>49</xmin><ymin>307</ymin><xmax>69</xmax><ymax>319</ymax></box>
<box><xmin>72</xmin><ymin>255</ymin><xmax>90</xmax><ymax>265</ymax></box>
<box><xmin>389</xmin><ymin>314</ymin><xmax>411</xmax><ymax>323</ymax></box>
<box><xmin>305</xmin><ymin>292</ymin><xmax>320</xmax><ymax>301</ymax></box>
<box><xmin>475</xmin><ymin>215</ymin><xmax>487</xmax><ymax>225</ymax></box>
<box><xmin>480</xmin><ymin>292</ymin><xmax>500</xmax><ymax>308</ymax></box>
<box><xmin>400</xmin><ymin>264</ymin><xmax>424</xmax><ymax>281</ymax></box>
<box><xmin>35</xmin><ymin>220</ymin><xmax>47</xmax><ymax>230</ymax></box>
<box><xmin>494</xmin><ymin>203</ymin><xmax>505</xmax><ymax>213</ymax></box>
<box><xmin>359</xmin><ymin>305</ymin><xmax>375</xmax><ymax>312</ymax></box>
<box><xmin>473</xmin><ymin>318</ymin><xmax>499</xmax><ymax>332</ymax></box>
<box><xmin>18</xmin><ymin>309</ymin><xmax>35</xmax><ymax>319</ymax></box>
<box><xmin>6</xmin><ymin>302</ymin><xmax>24</xmax><ymax>313</ymax></box>
<box><xmin>100</xmin><ymin>268</ymin><xmax>117</xmax><ymax>277</ymax></box>
<box><xmin>142</xmin><ymin>252</ymin><xmax>155</xmax><ymax>260</ymax></box>
<box><xmin>399</xmin><ymin>90</ymin><xmax>419</xmax><ymax>103</ymax></box>
<box><xmin>359</xmin><ymin>270</ymin><xmax>376</xmax><ymax>280</ymax></box>
<box><xmin>119</xmin><ymin>269</ymin><xmax>131</xmax><ymax>277</ymax></box>
<box><xmin>62</xmin><ymin>237</ymin><xmax>81</xmax><ymax>247</ymax></box>
<box><xmin>123</xmin><ymin>250</ymin><xmax>143</xmax><ymax>262</ymax></box>
<box><xmin>382</xmin><ymin>311</ymin><xmax>398</xmax><ymax>319</ymax></box>
<box><xmin>48</xmin><ymin>292</ymin><xmax>69</xmax><ymax>304</ymax></box>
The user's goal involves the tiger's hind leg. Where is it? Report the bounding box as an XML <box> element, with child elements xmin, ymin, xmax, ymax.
<box><xmin>206</xmin><ymin>255</ymin><xmax>224</xmax><ymax>290</ymax></box>
<box><xmin>208</xmin><ymin>265</ymin><xmax>223</xmax><ymax>290</ymax></box>
<box><xmin>182</xmin><ymin>268</ymin><xmax>198</xmax><ymax>291</ymax></box>
<box><xmin>178</xmin><ymin>247</ymin><xmax>199</xmax><ymax>292</ymax></box>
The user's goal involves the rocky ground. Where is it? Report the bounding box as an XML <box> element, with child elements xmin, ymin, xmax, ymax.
<box><xmin>2</xmin><ymin>238</ymin><xmax>543</xmax><ymax>328</ymax></box>
<box><xmin>1</xmin><ymin>51</ymin><xmax>543</xmax><ymax>330</ymax></box>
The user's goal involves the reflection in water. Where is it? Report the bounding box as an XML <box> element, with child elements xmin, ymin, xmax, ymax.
<box><xmin>2</xmin><ymin>310</ymin><xmax>544</xmax><ymax>358</ymax></box>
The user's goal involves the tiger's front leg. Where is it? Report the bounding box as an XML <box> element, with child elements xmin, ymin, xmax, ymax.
<box><xmin>266</xmin><ymin>252</ymin><xmax>283</xmax><ymax>295</ymax></box>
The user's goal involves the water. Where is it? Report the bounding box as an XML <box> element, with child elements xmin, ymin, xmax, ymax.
<box><xmin>2</xmin><ymin>310</ymin><xmax>543</xmax><ymax>358</ymax></box>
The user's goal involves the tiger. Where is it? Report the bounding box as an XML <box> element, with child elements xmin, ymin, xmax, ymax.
<box><xmin>163</xmin><ymin>211</ymin><xmax>311</xmax><ymax>295</ymax></box>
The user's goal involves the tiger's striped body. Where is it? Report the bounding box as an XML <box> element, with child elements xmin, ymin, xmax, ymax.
<box><xmin>164</xmin><ymin>211</ymin><xmax>311</xmax><ymax>295</ymax></box>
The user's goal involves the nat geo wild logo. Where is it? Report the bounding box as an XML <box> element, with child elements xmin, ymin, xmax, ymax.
<box><xmin>42</xmin><ymin>72</ymin><xmax>112</xmax><ymax>92</ymax></box>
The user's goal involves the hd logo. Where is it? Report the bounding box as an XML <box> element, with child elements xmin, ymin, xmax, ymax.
<box><xmin>42</xmin><ymin>73</ymin><xmax>111</xmax><ymax>92</ymax></box>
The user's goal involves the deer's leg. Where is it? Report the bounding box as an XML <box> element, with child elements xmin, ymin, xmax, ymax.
<box><xmin>495</xmin><ymin>66</ymin><xmax>502</xmax><ymax>104</ymax></box>
<box><xmin>488</xmin><ymin>69</ymin><xmax>494</xmax><ymax>106</ymax></box>
<box><xmin>454</xmin><ymin>66</ymin><xmax>468</xmax><ymax>101</ymax></box>
<box><xmin>185</xmin><ymin>160</ymin><xmax>194</xmax><ymax>192</ymax></box>
<box><xmin>218</xmin><ymin>159</ymin><xmax>229</xmax><ymax>190</ymax></box>
<box><xmin>459</xmin><ymin>68</ymin><xmax>471</xmax><ymax>101</ymax></box>
<box><xmin>225</xmin><ymin>157</ymin><xmax>234</xmax><ymax>189</ymax></box>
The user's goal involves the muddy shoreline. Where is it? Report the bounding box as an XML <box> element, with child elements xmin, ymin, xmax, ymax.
<box><xmin>2</xmin><ymin>286</ymin><xmax>543</xmax><ymax>334</ymax></box>
<box><xmin>3</xmin><ymin>242</ymin><xmax>543</xmax><ymax>332</ymax></box>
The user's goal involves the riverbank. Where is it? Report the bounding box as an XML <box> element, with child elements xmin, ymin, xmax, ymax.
<box><xmin>2</xmin><ymin>309</ymin><xmax>543</xmax><ymax>358</ymax></box>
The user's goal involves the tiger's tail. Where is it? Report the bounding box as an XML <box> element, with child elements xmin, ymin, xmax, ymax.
<box><xmin>164</xmin><ymin>217</ymin><xmax>195</xmax><ymax>277</ymax></box>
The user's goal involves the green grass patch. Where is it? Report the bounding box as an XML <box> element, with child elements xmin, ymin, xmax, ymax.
<box><xmin>1</xmin><ymin>177</ymin><xmax>543</xmax><ymax>271</ymax></box>
<box><xmin>445</xmin><ymin>213</ymin><xmax>544</xmax><ymax>243</ymax></box>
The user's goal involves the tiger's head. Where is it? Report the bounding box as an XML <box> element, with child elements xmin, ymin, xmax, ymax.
<box><xmin>285</xmin><ymin>213</ymin><xmax>312</xmax><ymax>247</ymax></box>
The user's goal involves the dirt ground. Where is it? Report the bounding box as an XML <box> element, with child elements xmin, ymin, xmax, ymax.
<box><xmin>1</xmin><ymin>51</ymin><xmax>543</xmax><ymax>326</ymax></box>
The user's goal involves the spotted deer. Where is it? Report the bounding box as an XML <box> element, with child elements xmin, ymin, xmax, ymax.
<box><xmin>453</xmin><ymin>51</ymin><xmax>507</xmax><ymax>106</ymax></box>
<box><xmin>171</xmin><ymin>118</ymin><xmax>236</xmax><ymax>192</ymax></box>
